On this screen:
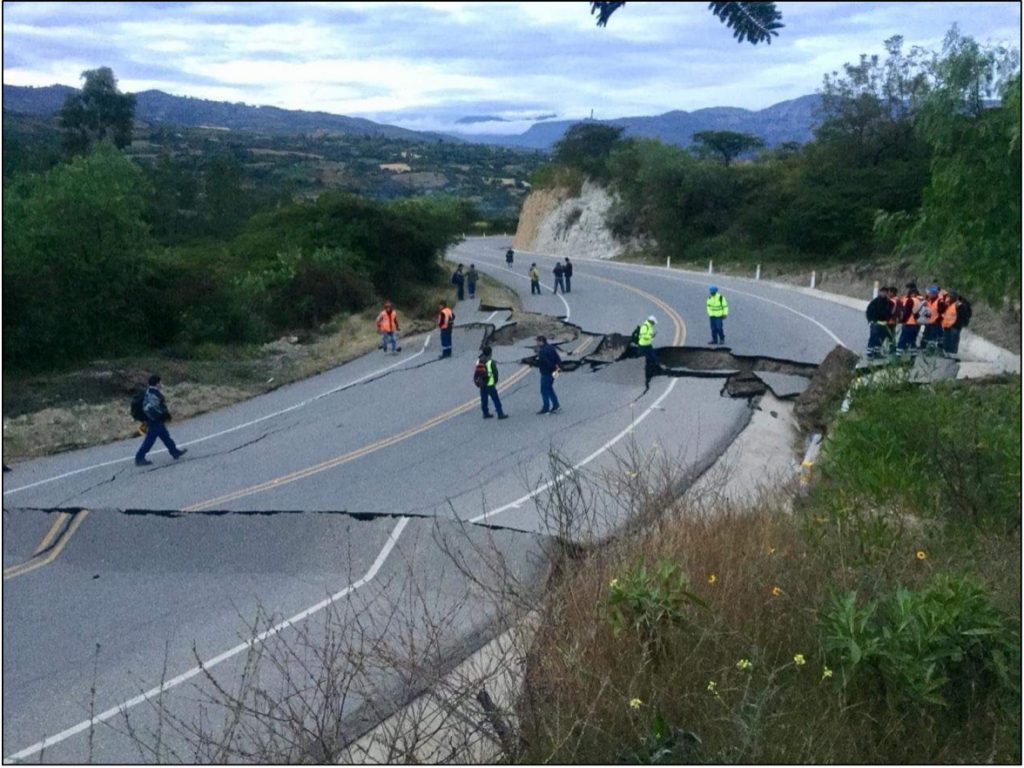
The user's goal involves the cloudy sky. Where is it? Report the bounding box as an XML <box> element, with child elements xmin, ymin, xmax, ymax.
<box><xmin>3</xmin><ymin>2</ymin><xmax>1020</xmax><ymax>135</ymax></box>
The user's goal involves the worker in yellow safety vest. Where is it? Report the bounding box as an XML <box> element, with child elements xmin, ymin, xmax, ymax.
<box><xmin>636</xmin><ymin>315</ymin><xmax>658</xmax><ymax>380</ymax></box>
<box><xmin>707</xmin><ymin>285</ymin><xmax>729</xmax><ymax>345</ymax></box>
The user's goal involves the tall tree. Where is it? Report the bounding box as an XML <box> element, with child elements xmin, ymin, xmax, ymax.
<box><xmin>59</xmin><ymin>67</ymin><xmax>136</xmax><ymax>157</ymax></box>
<box><xmin>552</xmin><ymin>123</ymin><xmax>624</xmax><ymax>180</ymax></box>
<box><xmin>887</xmin><ymin>30</ymin><xmax>1021</xmax><ymax>304</ymax></box>
<box><xmin>691</xmin><ymin>130</ymin><xmax>765</xmax><ymax>166</ymax></box>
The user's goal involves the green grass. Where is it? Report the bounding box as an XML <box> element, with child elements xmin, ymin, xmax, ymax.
<box><xmin>517</xmin><ymin>376</ymin><xmax>1021</xmax><ymax>764</ymax></box>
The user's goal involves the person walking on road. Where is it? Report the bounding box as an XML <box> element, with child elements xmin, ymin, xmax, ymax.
<box><xmin>564</xmin><ymin>258</ymin><xmax>573</xmax><ymax>293</ymax></box>
<box><xmin>637</xmin><ymin>315</ymin><xmax>658</xmax><ymax>379</ymax></box>
<box><xmin>376</xmin><ymin>300</ymin><xmax>401</xmax><ymax>354</ymax></box>
<box><xmin>451</xmin><ymin>264</ymin><xmax>465</xmax><ymax>301</ymax></box>
<box><xmin>505</xmin><ymin>248</ymin><xmax>514</xmax><ymax>267</ymax></box>
<box><xmin>865</xmin><ymin>286</ymin><xmax>893</xmax><ymax>358</ymax></box>
<box><xmin>529</xmin><ymin>263</ymin><xmax>541</xmax><ymax>295</ymax></box>
<box><xmin>438</xmin><ymin>300</ymin><xmax>455</xmax><ymax>358</ymax></box>
<box><xmin>476</xmin><ymin>345</ymin><xmax>508</xmax><ymax>420</ymax></box>
<box><xmin>534</xmin><ymin>335</ymin><xmax>562</xmax><ymax>414</ymax></box>
<box><xmin>467</xmin><ymin>264</ymin><xmax>479</xmax><ymax>299</ymax></box>
<box><xmin>135</xmin><ymin>374</ymin><xmax>187</xmax><ymax>466</ymax></box>
<box><xmin>553</xmin><ymin>262</ymin><xmax>566</xmax><ymax>294</ymax></box>
<box><xmin>707</xmin><ymin>285</ymin><xmax>729</xmax><ymax>345</ymax></box>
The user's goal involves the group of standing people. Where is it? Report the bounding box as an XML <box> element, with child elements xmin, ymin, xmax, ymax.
<box><xmin>528</xmin><ymin>259</ymin><xmax>573</xmax><ymax>295</ymax></box>
<box><xmin>865</xmin><ymin>283</ymin><xmax>971</xmax><ymax>358</ymax></box>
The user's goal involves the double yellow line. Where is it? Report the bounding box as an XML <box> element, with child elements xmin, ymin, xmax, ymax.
<box><xmin>185</xmin><ymin>363</ymin><xmax>535</xmax><ymax>511</ymax></box>
<box><xmin>4</xmin><ymin>271</ymin><xmax>682</xmax><ymax>576</ymax></box>
<box><xmin>3</xmin><ymin>510</ymin><xmax>90</xmax><ymax>580</ymax></box>
<box><xmin>585</xmin><ymin>272</ymin><xmax>687</xmax><ymax>346</ymax></box>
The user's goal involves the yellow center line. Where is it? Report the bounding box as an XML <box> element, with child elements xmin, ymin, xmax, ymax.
<box><xmin>184</xmin><ymin>364</ymin><xmax>534</xmax><ymax>511</ymax></box>
<box><xmin>584</xmin><ymin>272</ymin><xmax>687</xmax><ymax>346</ymax></box>
<box><xmin>3</xmin><ymin>511</ymin><xmax>89</xmax><ymax>580</ymax></box>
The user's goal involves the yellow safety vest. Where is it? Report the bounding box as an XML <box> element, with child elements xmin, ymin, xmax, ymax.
<box><xmin>707</xmin><ymin>293</ymin><xmax>729</xmax><ymax>318</ymax></box>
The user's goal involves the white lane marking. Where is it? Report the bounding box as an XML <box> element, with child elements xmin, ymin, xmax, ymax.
<box><xmin>470</xmin><ymin>378</ymin><xmax>679</xmax><ymax>523</ymax></box>
<box><xmin>504</xmin><ymin>248</ymin><xmax>846</xmax><ymax>348</ymax></box>
<box><xmin>490</xmin><ymin>261</ymin><xmax>571</xmax><ymax>321</ymax></box>
<box><xmin>4</xmin><ymin>337</ymin><xmax>433</xmax><ymax>497</ymax></box>
<box><xmin>485</xmin><ymin>311</ymin><xmax>498</xmax><ymax>323</ymax></box>
<box><xmin>4</xmin><ymin>516</ymin><xmax>411</xmax><ymax>762</ymax></box>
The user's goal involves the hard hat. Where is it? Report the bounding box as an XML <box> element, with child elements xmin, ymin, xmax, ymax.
<box><xmin>648</xmin><ymin>315</ymin><xmax>657</xmax><ymax>323</ymax></box>
<box><xmin>709</xmin><ymin>285</ymin><xmax>718</xmax><ymax>293</ymax></box>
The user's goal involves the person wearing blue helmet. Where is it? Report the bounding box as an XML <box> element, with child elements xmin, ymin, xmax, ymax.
<box><xmin>707</xmin><ymin>285</ymin><xmax>729</xmax><ymax>345</ymax></box>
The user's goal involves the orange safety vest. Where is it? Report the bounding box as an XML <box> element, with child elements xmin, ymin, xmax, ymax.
<box><xmin>900</xmin><ymin>296</ymin><xmax>919</xmax><ymax>325</ymax></box>
<box><xmin>376</xmin><ymin>308</ymin><xmax>398</xmax><ymax>332</ymax></box>
<box><xmin>941</xmin><ymin>301</ymin><xmax>958</xmax><ymax>329</ymax></box>
<box><xmin>924</xmin><ymin>296</ymin><xmax>941</xmax><ymax>325</ymax></box>
<box><xmin>887</xmin><ymin>296</ymin><xmax>898</xmax><ymax>325</ymax></box>
<box><xmin>438</xmin><ymin>307</ymin><xmax>453</xmax><ymax>329</ymax></box>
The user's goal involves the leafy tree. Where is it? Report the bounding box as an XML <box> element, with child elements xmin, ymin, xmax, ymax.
<box><xmin>691</xmin><ymin>130</ymin><xmax>765</xmax><ymax>166</ymax></box>
<box><xmin>59</xmin><ymin>67</ymin><xmax>136</xmax><ymax>157</ymax></box>
<box><xmin>591</xmin><ymin>1</ymin><xmax>783</xmax><ymax>45</ymax></box>
<box><xmin>552</xmin><ymin>123</ymin><xmax>625</xmax><ymax>180</ymax></box>
<box><xmin>885</xmin><ymin>31</ymin><xmax>1021</xmax><ymax>304</ymax></box>
<box><xmin>3</xmin><ymin>145</ymin><xmax>153</xmax><ymax>368</ymax></box>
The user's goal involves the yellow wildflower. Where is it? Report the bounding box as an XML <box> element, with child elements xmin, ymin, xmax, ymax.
<box><xmin>768</xmin><ymin>546</ymin><xmax>776</xmax><ymax>555</ymax></box>
<box><xmin>706</xmin><ymin>680</ymin><xmax>717</xmax><ymax>693</ymax></box>
<box><xmin>707</xmin><ymin>573</ymin><xmax>717</xmax><ymax>585</ymax></box>
<box><xmin>793</xmin><ymin>653</ymin><xmax>806</xmax><ymax>667</ymax></box>
<box><xmin>736</xmin><ymin>658</ymin><xmax>753</xmax><ymax>671</ymax></box>
<box><xmin>610</xmin><ymin>578</ymin><xmax>620</xmax><ymax>589</ymax></box>
<box><xmin>771</xmin><ymin>586</ymin><xmax>783</xmax><ymax>597</ymax></box>
<box><xmin>629</xmin><ymin>697</ymin><xmax>643</xmax><ymax>710</ymax></box>
<box><xmin>822</xmin><ymin>666</ymin><xmax>833</xmax><ymax>680</ymax></box>
<box><xmin>916</xmin><ymin>550</ymin><xmax>927</xmax><ymax>561</ymax></box>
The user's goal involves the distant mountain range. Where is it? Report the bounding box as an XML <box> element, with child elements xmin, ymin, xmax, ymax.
<box><xmin>2</xmin><ymin>84</ymin><xmax>456</xmax><ymax>143</ymax></box>
<box><xmin>457</xmin><ymin>95</ymin><xmax>822</xmax><ymax>150</ymax></box>
<box><xmin>3</xmin><ymin>84</ymin><xmax>821</xmax><ymax>152</ymax></box>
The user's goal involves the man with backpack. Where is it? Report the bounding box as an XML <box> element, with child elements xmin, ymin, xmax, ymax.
<box><xmin>505</xmin><ymin>248</ymin><xmax>514</xmax><ymax>267</ymax></box>
<box><xmin>563</xmin><ymin>258</ymin><xmax>573</xmax><ymax>293</ymax></box>
<box><xmin>134</xmin><ymin>374</ymin><xmax>186</xmax><ymax>466</ymax></box>
<box><xmin>375</xmin><ymin>300</ymin><xmax>401</xmax><ymax>354</ymax></box>
<box><xmin>474</xmin><ymin>345</ymin><xmax>508</xmax><ymax>420</ymax></box>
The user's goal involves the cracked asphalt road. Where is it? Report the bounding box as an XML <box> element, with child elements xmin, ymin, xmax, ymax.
<box><xmin>2</xmin><ymin>236</ymin><xmax>868</xmax><ymax>762</ymax></box>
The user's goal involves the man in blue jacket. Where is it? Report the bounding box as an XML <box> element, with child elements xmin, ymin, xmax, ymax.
<box><xmin>135</xmin><ymin>374</ymin><xmax>187</xmax><ymax>466</ymax></box>
<box><xmin>534</xmin><ymin>335</ymin><xmax>562</xmax><ymax>414</ymax></box>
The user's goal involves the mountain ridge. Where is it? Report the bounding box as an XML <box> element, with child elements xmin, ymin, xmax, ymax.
<box><xmin>3</xmin><ymin>84</ymin><xmax>821</xmax><ymax>151</ymax></box>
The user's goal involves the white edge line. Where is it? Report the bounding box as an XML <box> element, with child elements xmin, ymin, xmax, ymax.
<box><xmin>469</xmin><ymin>378</ymin><xmax>679</xmax><ymax>524</ymax></box>
<box><xmin>508</xmin><ymin>247</ymin><xmax>845</xmax><ymax>348</ymax></box>
<box><xmin>4</xmin><ymin>516</ymin><xmax>411</xmax><ymax>762</ymax></box>
<box><xmin>4</xmin><ymin>337</ymin><xmax>432</xmax><ymax>497</ymax></box>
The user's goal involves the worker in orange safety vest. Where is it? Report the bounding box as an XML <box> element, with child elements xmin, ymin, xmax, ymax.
<box><xmin>376</xmin><ymin>300</ymin><xmax>401</xmax><ymax>354</ymax></box>
<box><xmin>438</xmin><ymin>300</ymin><xmax>455</xmax><ymax>358</ymax></box>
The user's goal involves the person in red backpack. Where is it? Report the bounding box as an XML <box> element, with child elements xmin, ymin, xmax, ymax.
<box><xmin>375</xmin><ymin>300</ymin><xmax>401</xmax><ymax>354</ymax></box>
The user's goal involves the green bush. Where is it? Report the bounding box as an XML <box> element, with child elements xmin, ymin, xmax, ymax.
<box><xmin>812</xmin><ymin>378</ymin><xmax>1021</xmax><ymax>535</ymax></box>
<box><xmin>821</xmin><ymin>574</ymin><xmax>1019</xmax><ymax>715</ymax></box>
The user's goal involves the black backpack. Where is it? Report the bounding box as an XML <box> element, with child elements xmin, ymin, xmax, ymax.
<box><xmin>630</xmin><ymin>325</ymin><xmax>641</xmax><ymax>344</ymax></box>
<box><xmin>130</xmin><ymin>389</ymin><xmax>146</xmax><ymax>421</ymax></box>
<box><xmin>473</xmin><ymin>361</ymin><xmax>488</xmax><ymax>388</ymax></box>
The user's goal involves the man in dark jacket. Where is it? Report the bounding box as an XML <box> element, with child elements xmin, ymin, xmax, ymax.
<box><xmin>534</xmin><ymin>335</ymin><xmax>562</xmax><ymax>414</ymax></box>
<box><xmin>865</xmin><ymin>287</ymin><xmax>893</xmax><ymax>358</ymax></box>
<box><xmin>135</xmin><ymin>374</ymin><xmax>187</xmax><ymax>466</ymax></box>
<box><xmin>563</xmin><ymin>258</ymin><xmax>573</xmax><ymax>293</ymax></box>
<box><xmin>553</xmin><ymin>262</ymin><xmax>566</xmax><ymax>294</ymax></box>
<box><xmin>451</xmin><ymin>264</ymin><xmax>465</xmax><ymax>301</ymax></box>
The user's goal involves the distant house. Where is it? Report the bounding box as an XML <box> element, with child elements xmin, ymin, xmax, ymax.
<box><xmin>380</xmin><ymin>162</ymin><xmax>412</xmax><ymax>173</ymax></box>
